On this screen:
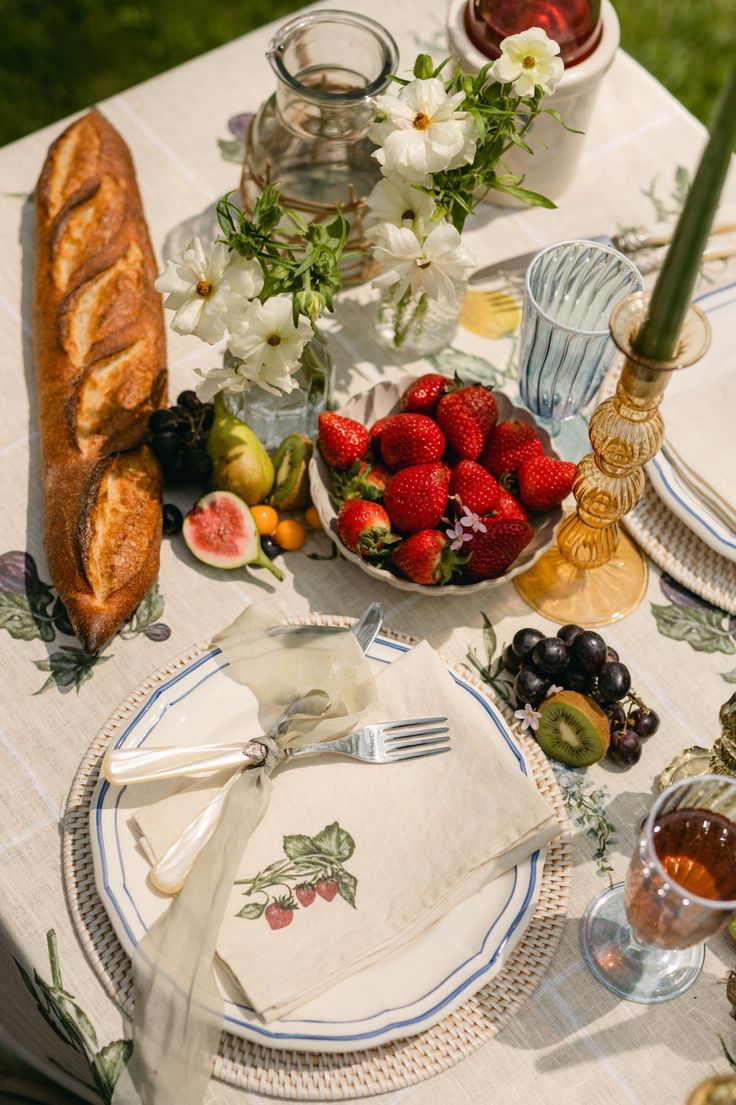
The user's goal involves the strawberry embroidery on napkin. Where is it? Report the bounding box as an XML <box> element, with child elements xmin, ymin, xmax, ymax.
<box><xmin>235</xmin><ymin>822</ymin><xmax>357</xmax><ymax>930</ymax></box>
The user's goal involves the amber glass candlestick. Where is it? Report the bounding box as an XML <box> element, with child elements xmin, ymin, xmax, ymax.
<box><xmin>514</xmin><ymin>292</ymin><xmax>711</xmax><ymax>625</ymax></box>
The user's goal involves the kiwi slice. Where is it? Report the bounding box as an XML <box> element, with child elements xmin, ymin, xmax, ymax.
<box><xmin>269</xmin><ymin>434</ymin><xmax>313</xmax><ymax>510</ymax></box>
<box><xmin>536</xmin><ymin>691</ymin><xmax>609</xmax><ymax>767</ymax></box>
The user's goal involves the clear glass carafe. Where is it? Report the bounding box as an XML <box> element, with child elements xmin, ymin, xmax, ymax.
<box><xmin>241</xmin><ymin>11</ymin><xmax>398</xmax><ymax>283</ymax></box>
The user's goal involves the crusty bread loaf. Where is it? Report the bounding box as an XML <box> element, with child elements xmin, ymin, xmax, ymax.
<box><xmin>33</xmin><ymin>109</ymin><xmax>166</xmax><ymax>654</ymax></box>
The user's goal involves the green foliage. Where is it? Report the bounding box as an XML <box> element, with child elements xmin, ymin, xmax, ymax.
<box><xmin>215</xmin><ymin>186</ymin><xmax>346</xmax><ymax>330</ymax></box>
<box><xmin>0</xmin><ymin>0</ymin><xmax>728</xmax><ymax>147</ymax></box>
<box><xmin>650</xmin><ymin>602</ymin><xmax>736</xmax><ymax>654</ymax></box>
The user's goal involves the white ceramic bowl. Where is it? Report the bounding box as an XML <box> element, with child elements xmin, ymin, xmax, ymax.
<box><xmin>309</xmin><ymin>377</ymin><xmax>563</xmax><ymax>595</ymax></box>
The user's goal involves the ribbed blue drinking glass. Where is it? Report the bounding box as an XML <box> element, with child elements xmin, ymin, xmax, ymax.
<box><xmin>518</xmin><ymin>240</ymin><xmax>643</xmax><ymax>429</ymax></box>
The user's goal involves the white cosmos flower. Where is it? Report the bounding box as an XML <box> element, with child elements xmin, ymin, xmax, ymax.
<box><xmin>364</xmin><ymin>179</ymin><xmax>437</xmax><ymax>242</ymax></box>
<box><xmin>226</xmin><ymin>295</ymin><xmax>314</xmax><ymax>396</ymax></box>
<box><xmin>155</xmin><ymin>237</ymin><xmax>264</xmax><ymax>345</ymax></box>
<box><xmin>491</xmin><ymin>27</ymin><xmax>564</xmax><ymax>98</ymax></box>
<box><xmin>372</xmin><ymin>222</ymin><xmax>475</xmax><ymax>305</ymax></box>
<box><xmin>194</xmin><ymin>363</ymin><xmax>252</xmax><ymax>403</ymax></box>
<box><xmin>370</xmin><ymin>77</ymin><xmax>479</xmax><ymax>183</ymax></box>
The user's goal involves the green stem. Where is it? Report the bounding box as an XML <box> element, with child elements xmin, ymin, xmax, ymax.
<box><xmin>47</xmin><ymin>929</ymin><xmax>62</xmax><ymax>991</ymax></box>
<box><xmin>634</xmin><ymin>64</ymin><xmax>736</xmax><ymax>360</ymax></box>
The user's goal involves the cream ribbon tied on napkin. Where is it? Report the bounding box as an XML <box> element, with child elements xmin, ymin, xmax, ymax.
<box><xmin>112</xmin><ymin>614</ymin><xmax>376</xmax><ymax>1105</ymax></box>
<box><xmin>131</xmin><ymin>628</ymin><xmax>560</xmax><ymax>1032</ymax></box>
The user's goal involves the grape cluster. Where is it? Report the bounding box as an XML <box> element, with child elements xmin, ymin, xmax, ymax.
<box><xmin>504</xmin><ymin>624</ymin><xmax>660</xmax><ymax>768</ymax></box>
<box><xmin>149</xmin><ymin>391</ymin><xmax>214</xmax><ymax>486</ymax></box>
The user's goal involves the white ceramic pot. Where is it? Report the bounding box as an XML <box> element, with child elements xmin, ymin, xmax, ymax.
<box><xmin>446</xmin><ymin>0</ymin><xmax>620</xmax><ymax>204</ymax></box>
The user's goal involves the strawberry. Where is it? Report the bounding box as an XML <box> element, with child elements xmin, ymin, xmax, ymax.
<box><xmin>331</xmin><ymin>459</ymin><xmax>391</xmax><ymax>501</ymax></box>
<box><xmin>384</xmin><ymin>463</ymin><xmax>450</xmax><ymax>535</ymax></box>
<box><xmin>318</xmin><ymin>412</ymin><xmax>369</xmax><ymax>469</ymax></box>
<box><xmin>490</xmin><ymin>487</ymin><xmax>530</xmax><ymax>523</ymax></box>
<box><xmin>400</xmin><ymin>373</ymin><xmax>454</xmax><ymax>415</ymax></box>
<box><xmin>380</xmin><ymin>413</ymin><xmax>446</xmax><ymax>470</ymax></box>
<box><xmin>480</xmin><ymin>419</ymin><xmax>543</xmax><ymax>478</ymax></box>
<box><xmin>265</xmin><ymin>899</ymin><xmax>294</xmax><ymax>930</ymax></box>
<box><xmin>337</xmin><ymin>499</ymin><xmax>398</xmax><ymax>558</ymax></box>
<box><xmin>517</xmin><ymin>456</ymin><xmax>577</xmax><ymax>511</ymax></box>
<box><xmin>436</xmin><ymin>386</ymin><xmax>497</xmax><ymax>460</ymax></box>
<box><xmin>369</xmin><ymin>416</ymin><xmax>392</xmax><ymax>458</ymax></box>
<box><xmin>449</xmin><ymin>460</ymin><xmax>502</xmax><ymax>516</ymax></box>
<box><xmin>465</xmin><ymin>519</ymin><xmax>534</xmax><ymax>581</ymax></box>
<box><xmin>316</xmin><ymin>879</ymin><xmax>338</xmax><ymax>902</ymax></box>
<box><xmin>392</xmin><ymin>530</ymin><xmax>464</xmax><ymax>586</ymax></box>
<box><xmin>295</xmin><ymin>885</ymin><xmax>316</xmax><ymax>908</ymax></box>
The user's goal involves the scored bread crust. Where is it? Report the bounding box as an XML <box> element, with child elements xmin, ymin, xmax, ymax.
<box><xmin>33</xmin><ymin>109</ymin><xmax>166</xmax><ymax>654</ymax></box>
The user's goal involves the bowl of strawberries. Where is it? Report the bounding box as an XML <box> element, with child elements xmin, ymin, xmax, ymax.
<box><xmin>309</xmin><ymin>373</ymin><xmax>576</xmax><ymax>593</ymax></box>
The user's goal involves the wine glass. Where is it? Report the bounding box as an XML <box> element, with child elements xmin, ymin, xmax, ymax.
<box><xmin>581</xmin><ymin>775</ymin><xmax>736</xmax><ymax>1003</ymax></box>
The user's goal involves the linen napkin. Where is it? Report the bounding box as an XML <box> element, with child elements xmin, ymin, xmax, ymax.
<box><xmin>134</xmin><ymin>638</ymin><xmax>559</xmax><ymax>1023</ymax></box>
<box><xmin>663</xmin><ymin>373</ymin><xmax>736</xmax><ymax>532</ymax></box>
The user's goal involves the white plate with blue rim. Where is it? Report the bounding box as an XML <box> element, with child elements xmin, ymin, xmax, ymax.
<box><xmin>646</xmin><ymin>280</ymin><xmax>736</xmax><ymax>564</ymax></box>
<box><xmin>90</xmin><ymin>632</ymin><xmax>547</xmax><ymax>1054</ymax></box>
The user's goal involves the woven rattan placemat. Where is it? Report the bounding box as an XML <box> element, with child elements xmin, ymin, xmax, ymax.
<box><xmin>63</xmin><ymin>615</ymin><xmax>572</xmax><ymax>1100</ymax></box>
<box><xmin>624</xmin><ymin>482</ymin><xmax>736</xmax><ymax>615</ymax></box>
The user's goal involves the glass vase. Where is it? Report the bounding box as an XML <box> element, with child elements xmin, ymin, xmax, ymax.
<box><xmin>242</xmin><ymin>11</ymin><xmax>398</xmax><ymax>285</ymax></box>
<box><xmin>223</xmin><ymin>329</ymin><xmax>332</xmax><ymax>451</ymax></box>
<box><xmin>376</xmin><ymin>282</ymin><xmax>467</xmax><ymax>357</ymax></box>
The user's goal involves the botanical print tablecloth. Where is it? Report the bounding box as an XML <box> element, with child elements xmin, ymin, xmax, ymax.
<box><xmin>1</xmin><ymin>0</ymin><xmax>735</xmax><ymax>1102</ymax></box>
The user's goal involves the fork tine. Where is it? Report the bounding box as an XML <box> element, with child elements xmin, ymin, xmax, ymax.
<box><xmin>386</xmin><ymin>746</ymin><xmax>451</xmax><ymax>762</ymax></box>
<box><xmin>385</xmin><ymin>735</ymin><xmax>451</xmax><ymax>752</ymax></box>
<box><xmin>384</xmin><ymin>726</ymin><xmax>450</xmax><ymax>743</ymax></box>
<box><xmin>382</xmin><ymin>716</ymin><xmax>447</xmax><ymax>731</ymax></box>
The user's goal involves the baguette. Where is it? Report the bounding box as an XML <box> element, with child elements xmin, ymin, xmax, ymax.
<box><xmin>33</xmin><ymin>109</ymin><xmax>166</xmax><ymax>654</ymax></box>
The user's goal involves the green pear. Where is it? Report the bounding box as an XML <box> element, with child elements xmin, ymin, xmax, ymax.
<box><xmin>207</xmin><ymin>392</ymin><xmax>275</xmax><ymax>505</ymax></box>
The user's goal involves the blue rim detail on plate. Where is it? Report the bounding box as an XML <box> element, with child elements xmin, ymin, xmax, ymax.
<box><xmin>93</xmin><ymin>636</ymin><xmax>539</xmax><ymax>1044</ymax></box>
<box><xmin>646</xmin><ymin>281</ymin><xmax>736</xmax><ymax>559</ymax></box>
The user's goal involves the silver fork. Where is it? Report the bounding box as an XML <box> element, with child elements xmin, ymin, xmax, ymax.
<box><xmin>104</xmin><ymin>717</ymin><xmax>450</xmax><ymax>785</ymax></box>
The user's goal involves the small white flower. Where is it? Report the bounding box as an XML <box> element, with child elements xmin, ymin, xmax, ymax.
<box><xmin>514</xmin><ymin>703</ymin><xmax>542</xmax><ymax>732</ymax></box>
<box><xmin>226</xmin><ymin>295</ymin><xmax>314</xmax><ymax>397</ymax></box>
<box><xmin>491</xmin><ymin>27</ymin><xmax>564</xmax><ymax>98</ymax></box>
<box><xmin>155</xmin><ymin>237</ymin><xmax>264</xmax><ymax>345</ymax></box>
<box><xmin>458</xmin><ymin>505</ymin><xmax>487</xmax><ymax>533</ymax></box>
<box><xmin>446</xmin><ymin>519</ymin><xmax>473</xmax><ymax>552</ymax></box>
<box><xmin>372</xmin><ymin>222</ymin><xmax>475</xmax><ymax>305</ymax></box>
<box><xmin>194</xmin><ymin>363</ymin><xmax>251</xmax><ymax>403</ymax></box>
<box><xmin>370</xmin><ymin>77</ymin><xmax>479</xmax><ymax>183</ymax></box>
<box><xmin>364</xmin><ymin>179</ymin><xmax>437</xmax><ymax>241</ymax></box>
<box><xmin>546</xmin><ymin>684</ymin><xmax>564</xmax><ymax>698</ymax></box>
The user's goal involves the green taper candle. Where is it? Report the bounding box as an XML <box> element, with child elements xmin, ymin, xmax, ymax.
<box><xmin>634</xmin><ymin>64</ymin><xmax>736</xmax><ymax>361</ymax></box>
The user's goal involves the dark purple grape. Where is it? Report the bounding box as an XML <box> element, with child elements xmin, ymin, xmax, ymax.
<box><xmin>177</xmin><ymin>390</ymin><xmax>202</xmax><ymax>410</ymax></box>
<box><xmin>511</xmin><ymin>627</ymin><xmax>545</xmax><ymax>661</ymax></box>
<box><xmin>502</xmin><ymin>643</ymin><xmax>522</xmax><ymax>674</ymax></box>
<box><xmin>201</xmin><ymin>404</ymin><xmax>215</xmax><ymax>431</ymax></box>
<box><xmin>571</xmin><ymin>630</ymin><xmax>607</xmax><ymax>673</ymax></box>
<box><xmin>531</xmin><ymin>637</ymin><xmax>569</xmax><ymax>675</ymax></box>
<box><xmin>606</xmin><ymin>646</ymin><xmax>619</xmax><ymax>663</ymax></box>
<box><xmin>631</xmin><ymin>708</ymin><xmax>660</xmax><ymax>738</ymax></box>
<box><xmin>261</xmin><ymin>536</ymin><xmax>281</xmax><ymax>561</ymax></box>
<box><xmin>52</xmin><ymin>596</ymin><xmax>75</xmax><ymax>636</ymax></box>
<box><xmin>557</xmin><ymin>624</ymin><xmax>584</xmax><ymax>646</ymax></box>
<box><xmin>562</xmin><ymin>667</ymin><xmax>590</xmax><ymax>693</ymax></box>
<box><xmin>513</xmin><ymin>667</ymin><xmax>550</xmax><ymax>708</ymax></box>
<box><xmin>604</xmin><ymin>703</ymin><xmax>627</xmax><ymax>731</ymax></box>
<box><xmin>608</xmin><ymin>729</ymin><xmax>641</xmax><ymax>766</ymax></box>
<box><xmin>151</xmin><ymin>432</ymin><xmax>184</xmax><ymax>464</ymax></box>
<box><xmin>162</xmin><ymin>504</ymin><xmax>183</xmax><ymax>536</ymax></box>
<box><xmin>145</xmin><ymin>623</ymin><xmax>172</xmax><ymax>642</ymax></box>
<box><xmin>149</xmin><ymin>408</ymin><xmax>178</xmax><ymax>434</ymax></box>
<box><xmin>597</xmin><ymin>661</ymin><xmax>631</xmax><ymax>702</ymax></box>
<box><xmin>163</xmin><ymin>452</ymin><xmax>185</xmax><ymax>481</ymax></box>
<box><xmin>182</xmin><ymin>449</ymin><xmax>212</xmax><ymax>483</ymax></box>
<box><xmin>0</xmin><ymin>551</ymin><xmax>41</xmax><ymax>595</ymax></box>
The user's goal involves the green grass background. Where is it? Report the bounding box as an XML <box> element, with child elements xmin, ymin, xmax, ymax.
<box><xmin>1</xmin><ymin>0</ymin><xmax>733</xmax><ymax>146</ymax></box>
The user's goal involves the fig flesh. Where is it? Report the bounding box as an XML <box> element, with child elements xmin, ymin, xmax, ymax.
<box><xmin>182</xmin><ymin>491</ymin><xmax>283</xmax><ymax>580</ymax></box>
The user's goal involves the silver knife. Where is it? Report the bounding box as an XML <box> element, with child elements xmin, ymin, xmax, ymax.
<box><xmin>104</xmin><ymin>603</ymin><xmax>384</xmax><ymax>785</ymax></box>
<box><xmin>469</xmin><ymin>235</ymin><xmax>613</xmax><ymax>285</ymax></box>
